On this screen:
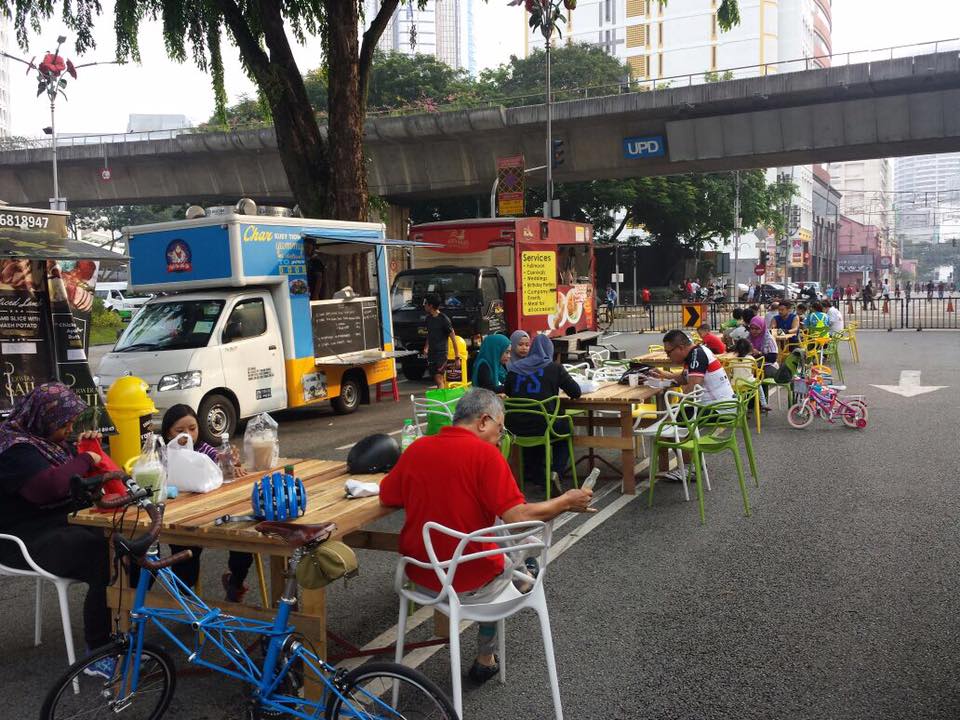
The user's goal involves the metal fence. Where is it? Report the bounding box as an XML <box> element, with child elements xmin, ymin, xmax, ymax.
<box><xmin>606</xmin><ymin>298</ymin><xmax>960</xmax><ymax>333</ymax></box>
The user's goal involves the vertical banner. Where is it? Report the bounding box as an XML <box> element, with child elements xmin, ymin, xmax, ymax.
<box><xmin>520</xmin><ymin>250</ymin><xmax>556</xmax><ymax>316</ymax></box>
<box><xmin>496</xmin><ymin>155</ymin><xmax>525</xmax><ymax>217</ymax></box>
<box><xmin>0</xmin><ymin>259</ymin><xmax>53</xmax><ymax>414</ymax></box>
<box><xmin>789</xmin><ymin>237</ymin><xmax>804</xmax><ymax>268</ymax></box>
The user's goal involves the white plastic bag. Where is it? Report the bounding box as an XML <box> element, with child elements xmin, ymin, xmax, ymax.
<box><xmin>244</xmin><ymin>412</ymin><xmax>279</xmax><ymax>471</ymax></box>
<box><xmin>167</xmin><ymin>433</ymin><xmax>223</xmax><ymax>493</ymax></box>
<box><xmin>576</xmin><ymin>378</ymin><xmax>600</xmax><ymax>394</ymax></box>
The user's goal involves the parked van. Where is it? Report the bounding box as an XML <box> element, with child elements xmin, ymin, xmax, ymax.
<box><xmin>94</xmin><ymin>282</ymin><xmax>151</xmax><ymax>320</ymax></box>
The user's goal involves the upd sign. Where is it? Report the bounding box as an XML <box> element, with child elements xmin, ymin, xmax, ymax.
<box><xmin>623</xmin><ymin>135</ymin><xmax>666</xmax><ymax>159</ymax></box>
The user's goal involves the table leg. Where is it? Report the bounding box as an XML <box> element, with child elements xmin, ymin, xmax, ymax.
<box><xmin>587</xmin><ymin>410</ymin><xmax>597</xmax><ymax>470</ymax></box>
<box><xmin>300</xmin><ymin>586</ymin><xmax>327</xmax><ymax>701</ymax></box>
<box><xmin>620</xmin><ymin>406</ymin><xmax>636</xmax><ymax>495</ymax></box>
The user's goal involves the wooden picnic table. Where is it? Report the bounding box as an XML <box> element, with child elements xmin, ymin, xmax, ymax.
<box><xmin>552</xmin><ymin>330</ymin><xmax>602</xmax><ymax>352</ymax></box>
<box><xmin>71</xmin><ymin>458</ymin><xmax>394</xmax><ymax>689</ymax></box>
<box><xmin>633</xmin><ymin>350</ymin><xmax>737</xmax><ymax>367</ymax></box>
<box><xmin>561</xmin><ymin>382</ymin><xmax>663</xmax><ymax>495</ymax></box>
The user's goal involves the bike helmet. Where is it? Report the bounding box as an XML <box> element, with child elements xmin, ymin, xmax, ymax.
<box><xmin>347</xmin><ymin>433</ymin><xmax>401</xmax><ymax>474</ymax></box>
<box><xmin>251</xmin><ymin>471</ymin><xmax>307</xmax><ymax>521</ymax></box>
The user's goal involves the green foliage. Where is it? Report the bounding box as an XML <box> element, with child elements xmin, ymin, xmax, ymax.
<box><xmin>71</xmin><ymin>204</ymin><xmax>188</xmax><ymax>242</ymax></box>
<box><xmin>91</xmin><ymin>296</ymin><xmax>124</xmax><ymax>345</ymax></box>
<box><xmin>367</xmin><ymin>51</ymin><xmax>479</xmax><ymax>111</ymax></box>
<box><xmin>477</xmin><ymin>43</ymin><xmax>630</xmax><ymax>103</ymax></box>
<box><xmin>704</xmin><ymin>70</ymin><xmax>735</xmax><ymax>82</ymax></box>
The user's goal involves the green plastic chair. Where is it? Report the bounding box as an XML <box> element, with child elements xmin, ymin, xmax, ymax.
<box><xmin>648</xmin><ymin>399</ymin><xmax>751</xmax><ymax>525</ymax></box>
<box><xmin>731</xmin><ymin>385</ymin><xmax>761</xmax><ymax>488</ymax></box>
<box><xmin>504</xmin><ymin>396</ymin><xmax>579</xmax><ymax>500</ymax></box>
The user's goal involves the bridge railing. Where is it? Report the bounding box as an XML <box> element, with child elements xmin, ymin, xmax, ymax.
<box><xmin>1</xmin><ymin>36</ymin><xmax>959</xmax><ymax>153</ymax></box>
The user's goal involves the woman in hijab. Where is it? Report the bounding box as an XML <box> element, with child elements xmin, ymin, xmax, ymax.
<box><xmin>0</xmin><ymin>383</ymin><xmax>114</xmax><ymax>663</ymax></box>
<box><xmin>508</xmin><ymin>330</ymin><xmax>531</xmax><ymax>365</ymax></box>
<box><xmin>505</xmin><ymin>334</ymin><xmax>582</xmax><ymax>491</ymax></box>
<box><xmin>748</xmin><ymin>315</ymin><xmax>779</xmax><ymax>365</ymax></box>
<box><xmin>472</xmin><ymin>334</ymin><xmax>511</xmax><ymax>393</ymax></box>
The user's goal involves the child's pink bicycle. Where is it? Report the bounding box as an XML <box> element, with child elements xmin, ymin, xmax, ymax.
<box><xmin>787</xmin><ymin>376</ymin><xmax>868</xmax><ymax>429</ymax></box>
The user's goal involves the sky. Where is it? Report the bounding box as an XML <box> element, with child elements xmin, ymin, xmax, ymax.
<box><xmin>5</xmin><ymin>0</ymin><xmax>959</xmax><ymax>137</ymax></box>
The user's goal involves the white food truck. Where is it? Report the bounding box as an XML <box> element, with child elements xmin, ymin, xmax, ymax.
<box><xmin>97</xmin><ymin>212</ymin><xmax>407</xmax><ymax>444</ymax></box>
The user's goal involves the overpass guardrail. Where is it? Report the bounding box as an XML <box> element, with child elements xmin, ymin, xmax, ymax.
<box><xmin>2</xmin><ymin>36</ymin><xmax>959</xmax><ymax>153</ymax></box>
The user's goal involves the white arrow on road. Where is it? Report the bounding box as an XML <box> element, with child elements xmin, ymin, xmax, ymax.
<box><xmin>871</xmin><ymin>370</ymin><xmax>947</xmax><ymax>398</ymax></box>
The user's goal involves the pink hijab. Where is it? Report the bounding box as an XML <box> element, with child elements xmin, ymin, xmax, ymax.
<box><xmin>749</xmin><ymin>316</ymin><xmax>767</xmax><ymax>352</ymax></box>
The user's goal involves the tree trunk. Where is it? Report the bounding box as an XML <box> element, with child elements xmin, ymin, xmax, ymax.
<box><xmin>325</xmin><ymin>1</ymin><xmax>368</xmax><ymax>221</ymax></box>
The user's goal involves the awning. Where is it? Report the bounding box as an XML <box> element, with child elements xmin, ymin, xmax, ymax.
<box><xmin>303</xmin><ymin>233</ymin><xmax>442</xmax><ymax>255</ymax></box>
<box><xmin>0</xmin><ymin>238</ymin><xmax>129</xmax><ymax>261</ymax></box>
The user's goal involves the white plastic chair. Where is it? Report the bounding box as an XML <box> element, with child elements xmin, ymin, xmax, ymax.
<box><xmin>394</xmin><ymin>520</ymin><xmax>563</xmax><ymax>720</ymax></box>
<box><xmin>634</xmin><ymin>387</ymin><xmax>711</xmax><ymax>502</ymax></box>
<box><xmin>409</xmin><ymin>394</ymin><xmax>455</xmax><ymax>436</ymax></box>
<box><xmin>0</xmin><ymin>534</ymin><xmax>79</xmax><ymax>667</ymax></box>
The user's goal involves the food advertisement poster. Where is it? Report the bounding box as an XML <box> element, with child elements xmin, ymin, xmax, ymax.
<box><xmin>0</xmin><ymin>208</ymin><xmax>112</xmax><ymax>430</ymax></box>
<box><xmin>520</xmin><ymin>251</ymin><xmax>556</xmax><ymax>315</ymax></box>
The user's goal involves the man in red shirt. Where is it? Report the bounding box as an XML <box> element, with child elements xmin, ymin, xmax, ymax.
<box><xmin>380</xmin><ymin>388</ymin><xmax>594</xmax><ymax>684</ymax></box>
<box><xmin>698</xmin><ymin>322</ymin><xmax>727</xmax><ymax>355</ymax></box>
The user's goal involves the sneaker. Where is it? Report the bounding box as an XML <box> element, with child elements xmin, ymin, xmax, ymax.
<box><xmin>83</xmin><ymin>655</ymin><xmax>118</xmax><ymax>680</ymax></box>
<box><xmin>466</xmin><ymin>657</ymin><xmax>500</xmax><ymax>684</ymax></box>
<box><xmin>222</xmin><ymin>572</ymin><xmax>249</xmax><ymax>604</ymax></box>
<box><xmin>659</xmin><ymin>468</ymin><xmax>687</xmax><ymax>483</ymax></box>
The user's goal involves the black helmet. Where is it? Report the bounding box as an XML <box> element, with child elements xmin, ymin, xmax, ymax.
<box><xmin>347</xmin><ymin>433</ymin><xmax>401</xmax><ymax>474</ymax></box>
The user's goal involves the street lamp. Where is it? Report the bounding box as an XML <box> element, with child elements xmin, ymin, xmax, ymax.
<box><xmin>2</xmin><ymin>36</ymin><xmax>115</xmax><ymax>210</ymax></box>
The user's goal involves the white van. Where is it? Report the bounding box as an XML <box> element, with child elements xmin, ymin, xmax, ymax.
<box><xmin>94</xmin><ymin>282</ymin><xmax>152</xmax><ymax>320</ymax></box>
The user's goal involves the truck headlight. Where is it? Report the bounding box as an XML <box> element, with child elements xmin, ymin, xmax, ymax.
<box><xmin>157</xmin><ymin>371</ymin><xmax>202</xmax><ymax>392</ymax></box>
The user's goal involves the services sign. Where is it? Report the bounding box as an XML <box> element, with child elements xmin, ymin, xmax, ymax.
<box><xmin>520</xmin><ymin>250</ymin><xmax>556</xmax><ymax>316</ymax></box>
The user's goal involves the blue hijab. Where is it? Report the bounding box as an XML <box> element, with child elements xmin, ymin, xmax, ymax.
<box><xmin>507</xmin><ymin>333</ymin><xmax>554</xmax><ymax>374</ymax></box>
<box><xmin>471</xmin><ymin>334</ymin><xmax>511</xmax><ymax>387</ymax></box>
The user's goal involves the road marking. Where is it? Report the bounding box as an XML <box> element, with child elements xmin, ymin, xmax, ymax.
<box><xmin>337</xmin><ymin>478</ymin><xmax>643</xmax><ymax>673</ymax></box>
<box><xmin>871</xmin><ymin>370</ymin><xmax>947</xmax><ymax>398</ymax></box>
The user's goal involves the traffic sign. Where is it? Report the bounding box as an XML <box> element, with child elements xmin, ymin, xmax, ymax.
<box><xmin>682</xmin><ymin>303</ymin><xmax>704</xmax><ymax>328</ymax></box>
<box><xmin>754</xmin><ymin>264</ymin><xmax>765</xmax><ymax>276</ymax></box>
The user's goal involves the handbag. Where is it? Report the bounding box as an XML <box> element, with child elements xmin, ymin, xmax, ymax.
<box><xmin>295</xmin><ymin>540</ymin><xmax>359</xmax><ymax>589</ymax></box>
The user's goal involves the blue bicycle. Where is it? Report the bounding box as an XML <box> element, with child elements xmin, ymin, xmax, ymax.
<box><xmin>40</xmin><ymin>489</ymin><xmax>457</xmax><ymax>719</ymax></box>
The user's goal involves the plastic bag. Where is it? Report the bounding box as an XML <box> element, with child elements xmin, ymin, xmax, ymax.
<box><xmin>167</xmin><ymin>433</ymin><xmax>223</xmax><ymax>493</ymax></box>
<box><xmin>76</xmin><ymin>437</ymin><xmax>127</xmax><ymax>496</ymax></box>
<box><xmin>244</xmin><ymin>412</ymin><xmax>279</xmax><ymax>472</ymax></box>
<box><xmin>131</xmin><ymin>433</ymin><xmax>167</xmax><ymax>503</ymax></box>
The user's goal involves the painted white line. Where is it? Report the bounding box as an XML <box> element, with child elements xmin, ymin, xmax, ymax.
<box><xmin>337</xmin><ymin>477</ymin><xmax>647</xmax><ymax>673</ymax></box>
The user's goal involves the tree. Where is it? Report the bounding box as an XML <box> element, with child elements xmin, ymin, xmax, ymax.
<box><xmin>71</xmin><ymin>204</ymin><xmax>188</xmax><ymax>249</ymax></box>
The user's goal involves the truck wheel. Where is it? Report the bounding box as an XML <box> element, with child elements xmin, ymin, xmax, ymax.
<box><xmin>332</xmin><ymin>376</ymin><xmax>362</xmax><ymax>414</ymax></box>
<box><xmin>198</xmin><ymin>393</ymin><xmax>237</xmax><ymax>445</ymax></box>
<box><xmin>402</xmin><ymin>362</ymin><xmax>425</xmax><ymax>382</ymax></box>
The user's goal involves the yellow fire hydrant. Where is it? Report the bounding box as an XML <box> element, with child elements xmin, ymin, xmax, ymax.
<box><xmin>445</xmin><ymin>334</ymin><xmax>468</xmax><ymax>387</ymax></box>
<box><xmin>105</xmin><ymin>376</ymin><xmax>157</xmax><ymax>471</ymax></box>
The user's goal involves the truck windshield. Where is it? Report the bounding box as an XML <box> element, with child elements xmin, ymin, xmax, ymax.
<box><xmin>114</xmin><ymin>300</ymin><xmax>225</xmax><ymax>352</ymax></box>
<box><xmin>391</xmin><ymin>272</ymin><xmax>480</xmax><ymax>310</ymax></box>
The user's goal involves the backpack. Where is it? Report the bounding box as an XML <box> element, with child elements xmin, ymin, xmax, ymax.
<box><xmin>775</xmin><ymin>349</ymin><xmax>803</xmax><ymax>384</ymax></box>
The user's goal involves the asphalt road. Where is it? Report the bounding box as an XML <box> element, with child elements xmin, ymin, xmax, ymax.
<box><xmin>8</xmin><ymin>331</ymin><xmax>959</xmax><ymax>719</ymax></box>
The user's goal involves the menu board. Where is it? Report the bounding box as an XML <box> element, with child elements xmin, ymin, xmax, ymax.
<box><xmin>310</xmin><ymin>297</ymin><xmax>381</xmax><ymax>360</ymax></box>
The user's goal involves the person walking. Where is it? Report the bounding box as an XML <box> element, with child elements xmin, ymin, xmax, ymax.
<box><xmin>905</xmin><ymin>280</ymin><xmax>912</xmax><ymax>300</ymax></box>
<box><xmin>926</xmin><ymin>281</ymin><xmax>935</xmax><ymax>302</ymax></box>
<box><xmin>937</xmin><ymin>281</ymin><xmax>945</xmax><ymax>299</ymax></box>
<box><xmin>422</xmin><ymin>293</ymin><xmax>459</xmax><ymax>389</ymax></box>
<box><xmin>894</xmin><ymin>282</ymin><xmax>901</xmax><ymax>299</ymax></box>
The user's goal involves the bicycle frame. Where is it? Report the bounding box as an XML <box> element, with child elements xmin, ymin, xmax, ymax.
<box><xmin>799</xmin><ymin>385</ymin><xmax>860</xmax><ymax>423</ymax></box>
<box><xmin>114</xmin><ymin>545</ymin><xmax>376</xmax><ymax>719</ymax></box>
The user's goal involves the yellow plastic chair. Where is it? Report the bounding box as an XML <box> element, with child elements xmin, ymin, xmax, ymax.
<box><xmin>725</xmin><ymin>356</ymin><xmax>764</xmax><ymax>433</ymax></box>
<box><xmin>834</xmin><ymin>323</ymin><xmax>860</xmax><ymax>363</ymax></box>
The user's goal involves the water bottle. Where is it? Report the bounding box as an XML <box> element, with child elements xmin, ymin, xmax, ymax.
<box><xmin>400</xmin><ymin>419</ymin><xmax>417</xmax><ymax>452</ymax></box>
<box><xmin>218</xmin><ymin>432</ymin><xmax>236</xmax><ymax>483</ymax></box>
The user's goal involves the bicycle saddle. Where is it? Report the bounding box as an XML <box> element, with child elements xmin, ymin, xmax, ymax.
<box><xmin>255</xmin><ymin>520</ymin><xmax>337</xmax><ymax>547</ymax></box>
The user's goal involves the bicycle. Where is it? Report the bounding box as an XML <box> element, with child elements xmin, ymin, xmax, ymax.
<box><xmin>596</xmin><ymin>304</ymin><xmax>615</xmax><ymax>331</ymax></box>
<box><xmin>786</xmin><ymin>375</ymin><xmax>868</xmax><ymax>430</ymax></box>
<box><xmin>41</xmin><ymin>484</ymin><xmax>458</xmax><ymax>720</ymax></box>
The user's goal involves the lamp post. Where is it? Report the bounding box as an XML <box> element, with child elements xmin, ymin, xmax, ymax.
<box><xmin>2</xmin><ymin>36</ymin><xmax>114</xmax><ymax>211</ymax></box>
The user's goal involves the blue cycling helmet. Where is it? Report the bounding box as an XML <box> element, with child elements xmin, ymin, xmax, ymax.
<box><xmin>251</xmin><ymin>471</ymin><xmax>307</xmax><ymax>521</ymax></box>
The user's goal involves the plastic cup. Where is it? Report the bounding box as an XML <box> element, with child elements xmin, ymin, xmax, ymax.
<box><xmin>628</xmin><ymin>373</ymin><xmax>639</xmax><ymax>388</ymax></box>
<box><xmin>251</xmin><ymin>439</ymin><xmax>275</xmax><ymax>471</ymax></box>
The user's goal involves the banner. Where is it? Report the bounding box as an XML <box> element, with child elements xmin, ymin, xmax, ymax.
<box><xmin>520</xmin><ymin>250</ymin><xmax>556</xmax><ymax>316</ymax></box>
<box><xmin>496</xmin><ymin>155</ymin><xmax>525</xmax><ymax>217</ymax></box>
<box><xmin>788</xmin><ymin>237</ymin><xmax>804</xmax><ymax>268</ymax></box>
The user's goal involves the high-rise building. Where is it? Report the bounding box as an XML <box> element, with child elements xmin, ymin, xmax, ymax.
<box><xmin>894</xmin><ymin>153</ymin><xmax>960</xmax><ymax>245</ymax></box>
<box><xmin>0</xmin><ymin>17</ymin><xmax>11</xmax><ymax>136</ymax></box>
<box><xmin>526</xmin><ymin>0</ymin><xmax>836</xmax><ymax>282</ymax></box>
<box><xmin>828</xmin><ymin>159</ymin><xmax>895</xmax><ymax>263</ymax></box>
<box><xmin>363</xmin><ymin>0</ymin><xmax>476</xmax><ymax>73</ymax></box>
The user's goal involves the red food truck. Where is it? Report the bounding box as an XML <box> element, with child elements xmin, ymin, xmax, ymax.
<box><xmin>390</xmin><ymin>217</ymin><xmax>596</xmax><ymax>379</ymax></box>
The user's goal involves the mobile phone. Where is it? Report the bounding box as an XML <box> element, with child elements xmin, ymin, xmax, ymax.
<box><xmin>581</xmin><ymin>468</ymin><xmax>600</xmax><ymax>492</ymax></box>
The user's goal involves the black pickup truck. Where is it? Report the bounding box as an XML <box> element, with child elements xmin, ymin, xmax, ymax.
<box><xmin>390</xmin><ymin>266</ymin><xmax>507</xmax><ymax>381</ymax></box>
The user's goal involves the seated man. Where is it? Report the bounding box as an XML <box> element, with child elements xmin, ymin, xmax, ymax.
<box><xmin>380</xmin><ymin>388</ymin><xmax>594</xmax><ymax>684</ymax></box>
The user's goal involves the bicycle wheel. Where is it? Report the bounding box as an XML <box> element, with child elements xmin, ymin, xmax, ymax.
<box><xmin>40</xmin><ymin>641</ymin><xmax>176</xmax><ymax>720</ymax></box>
<box><xmin>841</xmin><ymin>399</ymin><xmax>868</xmax><ymax>429</ymax></box>
<box><xmin>596</xmin><ymin>307</ymin><xmax>613</xmax><ymax>332</ymax></box>
<box><xmin>787</xmin><ymin>402</ymin><xmax>814</xmax><ymax>429</ymax></box>
<box><xmin>325</xmin><ymin>661</ymin><xmax>458</xmax><ymax>719</ymax></box>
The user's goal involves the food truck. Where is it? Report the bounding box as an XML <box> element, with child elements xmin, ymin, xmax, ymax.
<box><xmin>391</xmin><ymin>217</ymin><xmax>596</xmax><ymax>379</ymax></box>
<box><xmin>96</xmin><ymin>212</ymin><xmax>405</xmax><ymax>444</ymax></box>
